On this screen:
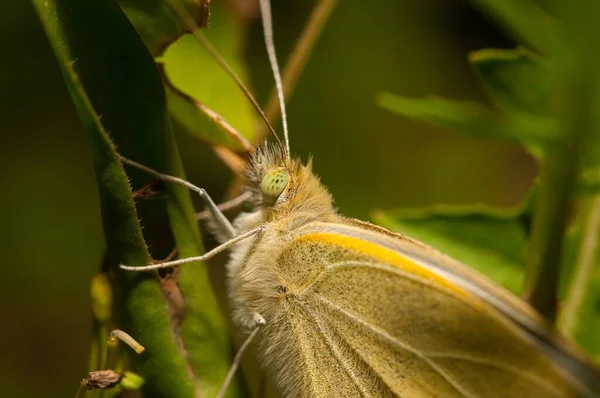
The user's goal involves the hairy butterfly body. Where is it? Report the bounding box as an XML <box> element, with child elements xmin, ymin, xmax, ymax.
<box><xmin>213</xmin><ymin>144</ymin><xmax>599</xmax><ymax>397</ymax></box>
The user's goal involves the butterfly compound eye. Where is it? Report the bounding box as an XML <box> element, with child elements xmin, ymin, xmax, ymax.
<box><xmin>260</xmin><ymin>169</ymin><xmax>289</xmax><ymax>203</ymax></box>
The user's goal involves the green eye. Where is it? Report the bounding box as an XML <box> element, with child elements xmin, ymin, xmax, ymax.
<box><xmin>260</xmin><ymin>169</ymin><xmax>289</xmax><ymax>202</ymax></box>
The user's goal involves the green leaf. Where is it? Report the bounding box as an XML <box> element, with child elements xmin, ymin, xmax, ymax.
<box><xmin>559</xmin><ymin>198</ymin><xmax>600</xmax><ymax>362</ymax></box>
<box><xmin>376</xmin><ymin>92</ymin><xmax>556</xmax><ymax>157</ymax></box>
<box><xmin>467</xmin><ymin>0</ymin><xmax>555</xmax><ymax>54</ymax></box>
<box><xmin>165</xmin><ymin>79</ymin><xmax>252</xmax><ymax>151</ymax></box>
<box><xmin>119</xmin><ymin>1</ymin><xmax>253</xmax><ymax>153</ymax></box>
<box><xmin>161</xmin><ymin>3</ymin><xmax>256</xmax><ymax>147</ymax></box>
<box><xmin>119</xmin><ymin>0</ymin><xmax>209</xmax><ymax>56</ymax></box>
<box><xmin>469</xmin><ymin>47</ymin><xmax>551</xmax><ymax>116</ymax></box>
<box><xmin>372</xmin><ymin>205</ymin><xmax>527</xmax><ymax>293</ymax></box>
<box><xmin>469</xmin><ymin>47</ymin><xmax>600</xmax><ymax>198</ymax></box>
<box><xmin>378</xmin><ymin>66</ymin><xmax>600</xmax><ymax>195</ymax></box>
<box><xmin>31</xmin><ymin>0</ymin><xmax>238</xmax><ymax>396</ymax></box>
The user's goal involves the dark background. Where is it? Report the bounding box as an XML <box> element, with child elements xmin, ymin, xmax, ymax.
<box><xmin>0</xmin><ymin>0</ymin><xmax>537</xmax><ymax>396</ymax></box>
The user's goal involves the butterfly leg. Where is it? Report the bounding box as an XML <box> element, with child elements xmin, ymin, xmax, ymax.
<box><xmin>195</xmin><ymin>191</ymin><xmax>252</xmax><ymax>222</ymax></box>
<box><xmin>119</xmin><ymin>154</ymin><xmax>236</xmax><ymax>239</ymax></box>
<box><xmin>120</xmin><ymin>226</ymin><xmax>265</xmax><ymax>271</ymax></box>
<box><xmin>217</xmin><ymin>313</ymin><xmax>266</xmax><ymax>398</ymax></box>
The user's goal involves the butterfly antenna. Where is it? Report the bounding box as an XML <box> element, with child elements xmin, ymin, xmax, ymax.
<box><xmin>165</xmin><ymin>0</ymin><xmax>284</xmax><ymax>150</ymax></box>
<box><xmin>258</xmin><ymin>0</ymin><xmax>291</xmax><ymax>160</ymax></box>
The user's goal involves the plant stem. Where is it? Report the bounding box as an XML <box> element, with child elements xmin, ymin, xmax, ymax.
<box><xmin>523</xmin><ymin>0</ymin><xmax>599</xmax><ymax>322</ymax></box>
<box><xmin>523</xmin><ymin>141</ymin><xmax>584</xmax><ymax>321</ymax></box>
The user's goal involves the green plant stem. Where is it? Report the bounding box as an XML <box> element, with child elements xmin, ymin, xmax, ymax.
<box><xmin>524</xmin><ymin>143</ymin><xmax>584</xmax><ymax>321</ymax></box>
<box><xmin>523</xmin><ymin>0</ymin><xmax>599</xmax><ymax>322</ymax></box>
<box><xmin>88</xmin><ymin>322</ymin><xmax>109</xmax><ymax>370</ymax></box>
<box><xmin>87</xmin><ymin>323</ymin><xmax>101</xmax><ymax>373</ymax></box>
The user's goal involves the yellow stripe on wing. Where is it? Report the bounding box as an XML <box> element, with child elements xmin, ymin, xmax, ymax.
<box><xmin>298</xmin><ymin>232</ymin><xmax>470</xmax><ymax>297</ymax></box>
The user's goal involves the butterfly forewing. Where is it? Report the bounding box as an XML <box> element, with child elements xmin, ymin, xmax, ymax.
<box><xmin>238</xmin><ymin>219</ymin><xmax>594</xmax><ymax>397</ymax></box>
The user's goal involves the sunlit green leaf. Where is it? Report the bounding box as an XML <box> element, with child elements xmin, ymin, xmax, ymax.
<box><xmin>119</xmin><ymin>0</ymin><xmax>209</xmax><ymax>56</ymax></box>
<box><xmin>372</xmin><ymin>205</ymin><xmax>527</xmax><ymax>293</ymax></box>
<box><xmin>165</xmin><ymin>80</ymin><xmax>252</xmax><ymax>151</ymax></box>
<box><xmin>162</xmin><ymin>4</ymin><xmax>256</xmax><ymax>147</ymax></box>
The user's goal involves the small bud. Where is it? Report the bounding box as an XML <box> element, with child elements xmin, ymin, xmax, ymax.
<box><xmin>90</xmin><ymin>273</ymin><xmax>113</xmax><ymax>322</ymax></box>
<box><xmin>120</xmin><ymin>371</ymin><xmax>145</xmax><ymax>390</ymax></box>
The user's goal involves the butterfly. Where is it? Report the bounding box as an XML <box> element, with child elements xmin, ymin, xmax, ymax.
<box><xmin>119</xmin><ymin>0</ymin><xmax>600</xmax><ymax>397</ymax></box>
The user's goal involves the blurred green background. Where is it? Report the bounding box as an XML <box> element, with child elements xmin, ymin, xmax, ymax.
<box><xmin>0</xmin><ymin>0</ymin><xmax>537</xmax><ymax>396</ymax></box>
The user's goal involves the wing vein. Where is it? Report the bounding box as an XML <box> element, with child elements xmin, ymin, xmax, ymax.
<box><xmin>307</xmin><ymin>301</ymin><xmax>414</xmax><ymax>397</ymax></box>
<box><xmin>311</xmin><ymin>293</ymin><xmax>472</xmax><ymax>397</ymax></box>
<box><xmin>424</xmin><ymin>352</ymin><xmax>563</xmax><ymax>394</ymax></box>
<box><xmin>300</xmin><ymin>260</ymin><xmax>461</xmax><ymax>303</ymax></box>
<box><xmin>313</xmin><ymin>293</ymin><xmax>564</xmax><ymax>397</ymax></box>
<box><xmin>300</xmin><ymin>260</ymin><xmax>513</xmax><ymax>332</ymax></box>
<box><xmin>296</xmin><ymin>300</ymin><xmax>371</xmax><ymax>398</ymax></box>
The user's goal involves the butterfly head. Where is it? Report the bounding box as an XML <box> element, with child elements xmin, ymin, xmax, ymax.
<box><xmin>245</xmin><ymin>143</ymin><xmax>335</xmax><ymax>221</ymax></box>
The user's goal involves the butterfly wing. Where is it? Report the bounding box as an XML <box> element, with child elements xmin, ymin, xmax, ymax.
<box><xmin>263</xmin><ymin>220</ymin><xmax>600</xmax><ymax>398</ymax></box>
